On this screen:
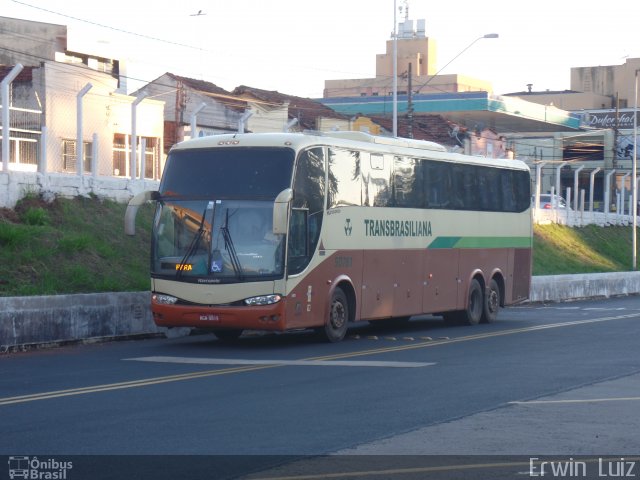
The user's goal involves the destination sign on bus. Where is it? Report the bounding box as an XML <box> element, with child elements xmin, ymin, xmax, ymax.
<box><xmin>364</xmin><ymin>219</ymin><xmax>432</xmax><ymax>237</ymax></box>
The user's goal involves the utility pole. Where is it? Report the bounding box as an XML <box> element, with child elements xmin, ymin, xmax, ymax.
<box><xmin>612</xmin><ymin>93</ymin><xmax>620</xmax><ymax>218</ymax></box>
<box><xmin>392</xmin><ymin>0</ymin><xmax>398</xmax><ymax>137</ymax></box>
<box><xmin>613</xmin><ymin>92</ymin><xmax>619</xmax><ymax>171</ymax></box>
<box><xmin>407</xmin><ymin>62</ymin><xmax>414</xmax><ymax>139</ymax></box>
<box><xmin>633</xmin><ymin>69</ymin><xmax>638</xmax><ymax>270</ymax></box>
<box><xmin>174</xmin><ymin>81</ymin><xmax>188</xmax><ymax>143</ymax></box>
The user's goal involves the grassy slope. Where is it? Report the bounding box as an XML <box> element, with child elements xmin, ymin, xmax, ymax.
<box><xmin>0</xmin><ymin>196</ymin><xmax>637</xmax><ymax>296</ymax></box>
<box><xmin>0</xmin><ymin>196</ymin><xmax>154</xmax><ymax>296</ymax></box>
<box><xmin>533</xmin><ymin>224</ymin><xmax>635</xmax><ymax>275</ymax></box>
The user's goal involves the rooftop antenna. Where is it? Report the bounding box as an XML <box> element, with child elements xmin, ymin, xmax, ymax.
<box><xmin>403</xmin><ymin>0</ymin><xmax>409</xmax><ymax>21</ymax></box>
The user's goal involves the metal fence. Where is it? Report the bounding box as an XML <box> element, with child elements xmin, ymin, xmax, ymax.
<box><xmin>533</xmin><ymin>206</ymin><xmax>637</xmax><ymax>227</ymax></box>
<box><xmin>1</xmin><ymin>64</ymin><xmax>162</xmax><ymax>180</ymax></box>
<box><xmin>532</xmin><ymin>184</ymin><xmax>638</xmax><ymax>227</ymax></box>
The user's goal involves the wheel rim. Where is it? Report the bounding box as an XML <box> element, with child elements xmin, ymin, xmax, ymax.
<box><xmin>487</xmin><ymin>289</ymin><xmax>499</xmax><ymax>314</ymax></box>
<box><xmin>331</xmin><ymin>298</ymin><xmax>346</xmax><ymax>330</ymax></box>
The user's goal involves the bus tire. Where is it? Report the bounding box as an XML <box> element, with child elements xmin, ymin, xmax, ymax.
<box><xmin>460</xmin><ymin>279</ymin><xmax>483</xmax><ymax>325</ymax></box>
<box><xmin>482</xmin><ymin>278</ymin><xmax>500</xmax><ymax>323</ymax></box>
<box><xmin>213</xmin><ymin>329</ymin><xmax>243</xmax><ymax>341</ymax></box>
<box><xmin>323</xmin><ymin>287</ymin><xmax>349</xmax><ymax>343</ymax></box>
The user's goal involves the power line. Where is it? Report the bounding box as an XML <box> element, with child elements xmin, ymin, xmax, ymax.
<box><xmin>0</xmin><ymin>23</ymin><xmax>621</xmax><ymax>154</ymax></box>
<box><xmin>9</xmin><ymin>0</ymin><xmax>203</xmax><ymax>51</ymax></box>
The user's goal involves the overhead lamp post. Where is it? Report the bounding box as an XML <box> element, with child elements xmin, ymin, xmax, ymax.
<box><xmin>633</xmin><ymin>69</ymin><xmax>638</xmax><ymax>270</ymax></box>
<box><xmin>392</xmin><ymin>0</ymin><xmax>398</xmax><ymax>136</ymax></box>
<box><xmin>415</xmin><ymin>33</ymin><xmax>499</xmax><ymax>94</ymax></box>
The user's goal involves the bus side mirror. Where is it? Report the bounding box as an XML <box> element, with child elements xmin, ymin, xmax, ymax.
<box><xmin>273</xmin><ymin>188</ymin><xmax>292</xmax><ymax>235</ymax></box>
<box><xmin>125</xmin><ymin>190</ymin><xmax>159</xmax><ymax>236</ymax></box>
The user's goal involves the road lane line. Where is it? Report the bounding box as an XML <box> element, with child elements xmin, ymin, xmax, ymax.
<box><xmin>124</xmin><ymin>356</ymin><xmax>435</xmax><ymax>368</ymax></box>
<box><xmin>242</xmin><ymin>460</ymin><xmax>533</xmax><ymax>480</ymax></box>
<box><xmin>238</xmin><ymin>457</ymin><xmax>640</xmax><ymax>480</ymax></box>
<box><xmin>0</xmin><ymin>364</ymin><xmax>275</xmax><ymax>406</ymax></box>
<box><xmin>509</xmin><ymin>396</ymin><xmax>640</xmax><ymax>405</ymax></box>
<box><xmin>305</xmin><ymin>312</ymin><xmax>640</xmax><ymax>362</ymax></box>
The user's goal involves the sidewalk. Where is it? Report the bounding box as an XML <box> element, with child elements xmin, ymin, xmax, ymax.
<box><xmin>337</xmin><ymin>371</ymin><xmax>640</xmax><ymax>455</ymax></box>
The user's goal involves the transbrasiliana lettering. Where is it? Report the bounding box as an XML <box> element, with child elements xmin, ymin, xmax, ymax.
<box><xmin>364</xmin><ymin>219</ymin><xmax>432</xmax><ymax>237</ymax></box>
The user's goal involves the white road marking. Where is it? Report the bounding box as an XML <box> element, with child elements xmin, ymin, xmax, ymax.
<box><xmin>124</xmin><ymin>356</ymin><xmax>435</xmax><ymax>368</ymax></box>
<box><xmin>509</xmin><ymin>396</ymin><xmax>640</xmax><ymax>405</ymax></box>
<box><xmin>582</xmin><ymin>307</ymin><xmax>626</xmax><ymax>311</ymax></box>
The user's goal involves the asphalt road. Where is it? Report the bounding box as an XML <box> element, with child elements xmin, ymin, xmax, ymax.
<box><xmin>2</xmin><ymin>296</ymin><xmax>640</xmax><ymax>479</ymax></box>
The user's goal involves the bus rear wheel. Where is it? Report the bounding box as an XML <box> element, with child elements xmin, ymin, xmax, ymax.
<box><xmin>482</xmin><ymin>278</ymin><xmax>500</xmax><ymax>323</ymax></box>
<box><xmin>459</xmin><ymin>279</ymin><xmax>483</xmax><ymax>326</ymax></box>
<box><xmin>322</xmin><ymin>287</ymin><xmax>349</xmax><ymax>343</ymax></box>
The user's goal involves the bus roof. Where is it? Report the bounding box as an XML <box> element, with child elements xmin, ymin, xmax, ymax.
<box><xmin>171</xmin><ymin>131</ymin><xmax>529</xmax><ymax>171</ymax></box>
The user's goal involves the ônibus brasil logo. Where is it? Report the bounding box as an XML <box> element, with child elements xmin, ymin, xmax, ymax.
<box><xmin>8</xmin><ymin>456</ymin><xmax>73</xmax><ymax>479</ymax></box>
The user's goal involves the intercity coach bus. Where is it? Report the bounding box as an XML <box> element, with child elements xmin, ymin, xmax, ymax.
<box><xmin>125</xmin><ymin>131</ymin><xmax>532</xmax><ymax>342</ymax></box>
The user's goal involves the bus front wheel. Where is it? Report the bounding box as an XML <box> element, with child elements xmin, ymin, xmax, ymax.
<box><xmin>323</xmin><ymin>287</ymin><xmax>349</xmax><ymax>343</ymax></box>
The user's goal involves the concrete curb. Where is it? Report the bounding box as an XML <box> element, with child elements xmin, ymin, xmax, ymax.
<box><xmin>2</xmin><ymin>272</ymin><xmax>640</xmax><ymax>350</ymax></box>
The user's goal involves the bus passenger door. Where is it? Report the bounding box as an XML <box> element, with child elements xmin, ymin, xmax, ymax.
<box><xmin>423</xmin><ymin>250</ymin><xmax>459</xmax><ymax>314</ymax></box>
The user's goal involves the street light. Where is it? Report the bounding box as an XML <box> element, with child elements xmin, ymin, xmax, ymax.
<box><xmin>633</xmin><ymin>68</ymin><xmax>638</xmax><ymax>270</ymax></box>
<box><xmin>392</xmin><ymin>0</ymin><xmax>398</xmax><ymax>136</ymax></box>
<box><xmin>415</xmin><ymin>33</ymin><xmax>499</xmax><ymax>94</ymax></box>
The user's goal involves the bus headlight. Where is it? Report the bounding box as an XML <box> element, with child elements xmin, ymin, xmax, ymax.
<box><xmin>153</xmin><ymin>293</ymin><xmax>178</xmax><ymax>305</ymax></box>
<box><xmin>244</xmin><ymin>294</ymin><xmax>282</xmax><ymax>306</ymax></box>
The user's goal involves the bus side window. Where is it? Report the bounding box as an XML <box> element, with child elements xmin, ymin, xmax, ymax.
<box><xmin>515</xmin><ymin>170</ymin><xmax>531</xmax><ymax>212</ymax></box>
<box><xmin>288</xmin><ymin>208</ymin><xmax>309</xmax><ymax>258</ymax></box>
<box><xmin>500</xmin><ymin>170</ymin><xmax>517</xmax><ymax>212</ymax></box>
<box><xmin>288</xmin><ymin>148</ymin><xmax>325</xmax><ymax>275</ymax></box>
<box><xmin>328</xmin><ymin>149</ymin><xmax>361</xmax><ymax>208</ymax></box>
<box><xmin>478</xmin><ymin>167</ymin><xmax>500</xmax><ymax>211</ymax></box>
<box><xmin>361</xmin><ymin>153</ymin><xmax>391</xmax><ymax>207</ymax></box>
<box><xmin>425</xmin><ymin>161</ymin><xmax>453</xmax><ymax>209</ymax></box>
<box><xmin>393</xmin><ymin>156</ymin><xmax>423</xmax><ymax>208</ymax></box>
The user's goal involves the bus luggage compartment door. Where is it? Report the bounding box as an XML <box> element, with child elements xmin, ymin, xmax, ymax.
<box><xmin>361</xmin><ymin>251</ymin><xmax>396</xmax><ymax>319</ymax></box>
<box><xmin>423</xmin><ymin>249</ymin><xmax>459</xmax><ymax>314</ymax></box>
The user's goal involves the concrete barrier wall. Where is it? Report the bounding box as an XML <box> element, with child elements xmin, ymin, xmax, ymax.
<box><xmin>0</xmin><ymin>291</ymin><xmax>163</xmax><ymax>350</ymax></box>
<box><xmin>530</xmin><ymin>272</ymin><xmax>640</xmax><ymax>303</ymax></box>
<box><xmin>1</xmin><ymin>272</ymin><xmax>640</xmax><ymax>349</ymax></box>
<box><xmin>0</xmin><ymin>171</ymin><xmax>159</xmax><ymax>208</ymax></box>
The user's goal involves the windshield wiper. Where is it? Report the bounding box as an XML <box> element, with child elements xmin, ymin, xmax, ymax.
<box><xmin>220</xmin><ymin>209</ymin><xmax>244</xmax><ymax>280</ymax></box>
<box><xmin>176</xmin><ymin>202</ymin><xmax>210</xmax><ymax>279</ymax></box>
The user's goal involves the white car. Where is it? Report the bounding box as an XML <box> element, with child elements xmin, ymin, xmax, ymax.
<box><xmin>532</xmin><ymin>194</ymin><xmax>570</xmax><ymax>210</ymax></box>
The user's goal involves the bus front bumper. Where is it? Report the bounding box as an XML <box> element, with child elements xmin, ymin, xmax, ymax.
<box><xmin>151</xmin><ymin>298</ymin><xmax>287</xmax><ymax>331</ymax></box>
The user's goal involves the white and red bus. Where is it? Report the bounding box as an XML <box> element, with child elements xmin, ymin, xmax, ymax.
<box><xmin>126</xmin><ymin>131</ymin><xmax>532</xmax><ymax>342</ymax></box>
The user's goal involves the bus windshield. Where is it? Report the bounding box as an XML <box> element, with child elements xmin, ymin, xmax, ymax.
<box><xmin>153</xmin><ymin>199</ymin><xmax>285</xmax><ymax>282</ymax></box>
<box><xmin>159</xmin><ymin>146</ymin><xmax>294</xmax><ymax>198</ymax></box>
<box><xmin>151</xmin><ymin>146</ymin><xmax>294</xmax><ymax>282</ymax></box>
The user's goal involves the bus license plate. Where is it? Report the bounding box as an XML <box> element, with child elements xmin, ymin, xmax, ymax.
<box><xmin>200</xmin><ymin>314</ymin><xmax>220</xmax><ymax>321</ymax></box>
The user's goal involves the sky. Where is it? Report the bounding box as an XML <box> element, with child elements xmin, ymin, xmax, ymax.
<box><xmin>4</xmin><ymin>0</ymin><xmax>640</xmax><ymax>99</ymax></box>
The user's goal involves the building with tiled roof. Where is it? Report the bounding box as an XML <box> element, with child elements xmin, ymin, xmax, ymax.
<box><xmin>134</xmin><ymin>73</ymin><xmax>249</xmax><ymax>152</ymax></box>
<box><xmin>233</xmin><ymin>85</ymin><xmax>349</xmax><ymax>132</ymax></box>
